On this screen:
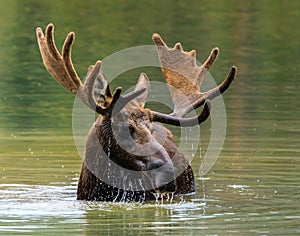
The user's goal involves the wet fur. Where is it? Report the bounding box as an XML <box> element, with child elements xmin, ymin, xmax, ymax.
<box><xmin>77</xmin><ymin>112</ymin><xmax>195</xmax><ymax>202</ymax></box>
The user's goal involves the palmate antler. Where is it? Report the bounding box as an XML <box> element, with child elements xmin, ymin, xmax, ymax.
<box><xmin>36</xmin><ymin>23</ymin><xmax>212</xmax><ymax>127</ymax></box>
<box><xmin>36</xmin><ymin>24</ymin><xmax>145</xmax><ymax>116</ymax></box>
<box><xmin>151</xmin><ymin>33</ymin><xmax>236</xmax><ymax>118</ymax></box>
<box><xmin>36</xmin><ymin>24</ymin><xmax>235</xmax><ymax>127</ymax></box>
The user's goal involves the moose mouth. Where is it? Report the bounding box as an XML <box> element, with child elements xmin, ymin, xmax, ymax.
<box><xmin>155</xmin><ymin>180</ymin><xmax>176</xmax><ymax>194</ymax></box>
<box><xmin>148</xmin><ymin>160</ymin><xmax>177</xmax><ymax>195</ymax></box>
<box><xmin>150</xmin><ymin>182</ymin><xmax>177</xmax><ymax>202</ymax></box>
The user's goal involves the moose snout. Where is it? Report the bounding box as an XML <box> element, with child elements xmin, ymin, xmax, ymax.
<box><xmin>148</xmin><ymin>149</ymin><xmax>176</xmax><ymax>193</ymax></box>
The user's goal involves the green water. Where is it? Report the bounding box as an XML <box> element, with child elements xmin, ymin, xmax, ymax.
<box><xmin>0</xmin><ymin>0</ymin><xmax>300</xmax><ymax>235</ymax></box>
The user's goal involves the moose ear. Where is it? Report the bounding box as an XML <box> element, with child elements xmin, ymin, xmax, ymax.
<box><xmin>133</xmin><ymin>73</ymin><xmax>151</xmax><ymax>107</ymax></box>
<box><xmin>87</xmin><ymin>65</ymin><xmax>112</xmax><ymax>104</ymax></box>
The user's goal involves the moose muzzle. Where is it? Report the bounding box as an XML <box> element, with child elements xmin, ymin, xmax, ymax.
<box><xmin>147</xmin><ymin>148</ymin><xmax>176</xmax><ymax>193</ymax></box>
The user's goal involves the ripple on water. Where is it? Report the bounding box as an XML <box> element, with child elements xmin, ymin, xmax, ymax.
<box><xmin>0</xmin><ymin>184</ymin><xmax>85</xmax><ymax>219</ymax></box>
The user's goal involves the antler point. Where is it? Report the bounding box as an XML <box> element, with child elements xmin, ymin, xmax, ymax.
<box><xmin>95</xmin><ymin>60</ymin><xmax>102</xmax><ymax>67</ymax></box>
<box><xmin>68</xmin><ymin>31</ymin><xmax>75</xmax><ymax>36</ymax></box>
<box><xmin>139</xmin><ymin>72</ymin><xmax>148</xmax><ymax>78</ymax></box>
<box><xmin>204</xmin><ymin>99</ymin><xmax>211</xmax><ymax>108</ymax></box>
<box><xmin>189</xmin><ymin>49</ymin><xmax>197</xmax><ymax>57</ymax></box>
<box><xmin>212</xmin><ymin>47</ymin><xmax>219</xmax><ymax>56</ymax></box>
<box><xmin>174</xmin><ymin>42</ymin><xmax>183</xmax><ymax>51</ymax></box>
<box><xmin>47</xmin><ymin>23</ymin><xmax>54</xmax><ymax>31</ymax></box>
<box><xmin>45</xmin><ymin>23</ymin><xmax>55</xmax><ymax>39</ymax></box>
<box><xmin>152</xmin><ymin>33</ymin><xmax>165</xmax><ymax>46</ymax></box>
<box><xmin>229</xmin><ymin>66</ymin><xmax>237</xmax><ymax>77</ymax></box>
<box><xmin>229</xmin><ymin>66</ymin><xmax>237</xmax><ymax>79</ymax></box>
<box><xmin>36</xmin><ymin>28</ymin><xmax>43</xmax><ymax>38</ymax></box>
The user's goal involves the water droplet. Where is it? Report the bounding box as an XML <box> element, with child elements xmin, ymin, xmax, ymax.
<box><xmin>170</xmin><ymin>192</ymin><xmax>174</xmax><ymax>204</ymax></box>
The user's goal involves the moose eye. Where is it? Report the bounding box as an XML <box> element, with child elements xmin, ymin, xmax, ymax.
<box><xmin>129</xmin><ymin>125</ymin><xmax>135</xmax><ymax>136</ymax></box>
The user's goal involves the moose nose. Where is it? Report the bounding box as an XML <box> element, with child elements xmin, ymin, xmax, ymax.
<box><xmin>148</xmin><ymin>149</ymin><xmax>176</xmax><ymax>193</ymax></box>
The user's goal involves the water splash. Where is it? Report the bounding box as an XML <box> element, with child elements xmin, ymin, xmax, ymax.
<box><xmin>0</xmin><ymin>184</ymin><xmax>84</xmax><ymax>219</ymax></box>
<box><xmin>112</xmin><ymin>188</ymin><xmax>121</xmax><ymax>203</ymax></box>
<box><xmin>152</xmin><ymin>192</ymin><xmax>176</xmax><ymax>205</ymax></box>
<box><xmin>138</xmin><ymin>178</ymin><xmax>146</xmax><ymax>203</ymax></box>
<box><xmin>120</xmin><ymin>174</ymin><xmax>128</xmax><ymax>202</ymax></box>
<box><xmin>199</xmin><ymin>174</ymin><xmax>207</xmax><ymax>201</ymax></box>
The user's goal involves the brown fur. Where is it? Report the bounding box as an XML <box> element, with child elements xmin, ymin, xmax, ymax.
<box><xmin>77</xmin><ymin>105</ymin><xmax>195</xmax><ymax>202</ymax></box>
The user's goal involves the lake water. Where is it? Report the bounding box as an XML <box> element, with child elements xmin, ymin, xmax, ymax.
<box><xmin>0</xmin><ymin>0</ymin><xmax>299</xmax><ymax>235</ymax></box>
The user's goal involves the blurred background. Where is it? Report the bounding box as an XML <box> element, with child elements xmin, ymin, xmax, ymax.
<box><xmin>0</xmin><ymin>0</ymin><xmax>299</xmax><ymax>235</ymax></box>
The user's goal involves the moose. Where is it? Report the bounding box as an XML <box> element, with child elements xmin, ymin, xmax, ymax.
<box><xmin>36</xmin><ymin>24</ymin><xmax>236</xmax><ymax>202</ymax></box>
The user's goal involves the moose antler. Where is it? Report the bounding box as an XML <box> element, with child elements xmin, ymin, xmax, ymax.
<box><xmin>36</xmin><ymin>23</ymin><xmax>145</xmax><ymax>115</ymax></box>
<box><xmin>152</xmin><ymin>33</ymin><xmax>236</xmax><ymax>118</ymax></box>
<box><xmin>36</xmin><ymin>24</ymin><xmax>234</xmax><ymax>128</ymax></box>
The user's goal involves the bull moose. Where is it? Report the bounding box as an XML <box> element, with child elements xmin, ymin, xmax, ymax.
<box><xmin>36</xmin><ymin>24</ymin><xmax>236</xmax><ymax>202</ymax></box>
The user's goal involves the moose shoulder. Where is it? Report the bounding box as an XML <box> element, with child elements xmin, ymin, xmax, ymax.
<box><xmin>36</xmin><ymin>24</ymin><xmax>236</xmax><ymax>202</ymax></box>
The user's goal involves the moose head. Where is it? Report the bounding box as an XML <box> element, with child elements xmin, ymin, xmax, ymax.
<box><xmin>36</xmin><ymin>24</ymin><xmax>236</xmax><ymax>202</ymax></box>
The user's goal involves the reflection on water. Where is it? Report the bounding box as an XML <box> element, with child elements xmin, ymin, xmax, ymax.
<box><xmin>1</xmin><ymin>0</ymin><xmax>300</xmax><ymax>235</ymax></box>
